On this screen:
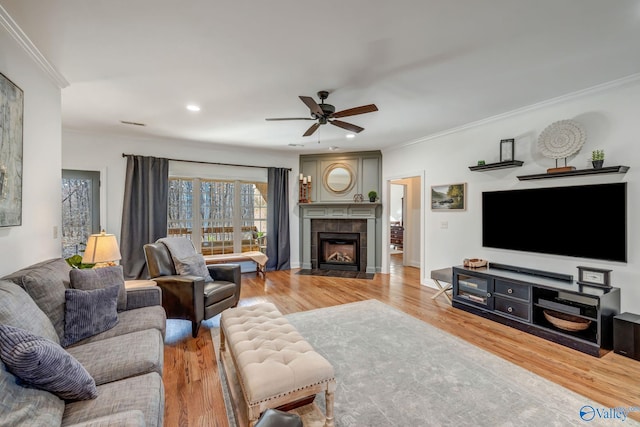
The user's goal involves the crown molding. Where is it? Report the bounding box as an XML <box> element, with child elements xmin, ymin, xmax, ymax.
<box><xmin>0</xmin><ymin>5</ymin><xmax>69</xmax><ymax>88</ymax></box>
<box><xmin>386</xmin><ymin>72</ymin><xmax>640</xmax><ymax>152</ymax></box>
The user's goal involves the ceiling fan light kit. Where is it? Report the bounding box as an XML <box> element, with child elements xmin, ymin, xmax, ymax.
<box><xmin>266</xmin><ymin>90</ymin><xmax>378</xmax><ymax>137</ymax></box>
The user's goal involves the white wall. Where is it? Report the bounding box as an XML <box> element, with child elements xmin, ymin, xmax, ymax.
<box><xmin>61</xmin><ymin>131</ymin><xmax>302</xmax><ymax>267</ymax></box>
<box><xmin>0</xmin><ymin>29</ymin><xmax>62</xmax><ymax>275</ymax></box>
<box><xmin>383</xmin><ymin>76</ymin><xmax>640</xmax><ymax>313</ymax></box>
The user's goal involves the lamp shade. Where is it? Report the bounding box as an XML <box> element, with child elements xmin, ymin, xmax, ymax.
<box><xmin>82</xmin><ymin>231</ymin><xmax>122</xmax><ymax>264</ymax></box>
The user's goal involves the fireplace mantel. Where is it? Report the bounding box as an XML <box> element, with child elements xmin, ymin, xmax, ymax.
<box><xmin>300</xmin><ymin>202</ymin><xmax>381</xmax><ymax>274</ymax></box>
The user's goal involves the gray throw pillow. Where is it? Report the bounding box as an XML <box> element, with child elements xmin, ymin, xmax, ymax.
<box><xmin>69</xmin><ymin>265</ymin><xmax>127</xmax><ymax>311</ymax></box>
<box><xmin>0</xmin><ymin>324</ymin><xmax>97</xmax><ymax>401</ymax></box>
<box><xmin>0</xmin><ymin>279</ymin><xmax>60</xmax><ymax>344</ymax></box>
<box><xmin>174</xmin><ymin>254</ymin><xmax>213</xmax><ymax>282</ymax></box>
<box><xmin>2</xmin><ymin>258</ymin><xmax>72</xmax><ymax>342</ymax></box>
<box><xmin>62</xmin><ymin>284</ymin><xmax>120</xmax><ymax>347</ymax></box>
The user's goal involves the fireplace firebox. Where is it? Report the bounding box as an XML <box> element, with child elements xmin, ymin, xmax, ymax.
<box><xmin>318</xmin><ymin>232</ymin><xmax>360</xmax><ymax>271</ymax></box>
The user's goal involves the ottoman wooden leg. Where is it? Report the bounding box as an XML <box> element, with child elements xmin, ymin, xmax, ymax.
<box><xmin>324</xmin><ymin>380</ymin><xmax>336</xmax><ymax>427</ymax></box>
<box><xmin>220</xmin><ymin>326</ymin><xmax>226</xmax><ymax>352</ymax></box>
<box><xmin>248</xmin><ymin>403</ymin><xmax>261</xmax><ymax>427</ymax></box>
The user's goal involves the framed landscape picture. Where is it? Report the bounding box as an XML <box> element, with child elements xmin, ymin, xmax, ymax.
<box><xmin>431</xmin><ymin>183</ymin><xmax>466</xmax><ymax>211</ymax></box>
<box><xmin>0</xmin><ymin>72</ymin><xmax>24</xmax><ymax>227</ymax></box>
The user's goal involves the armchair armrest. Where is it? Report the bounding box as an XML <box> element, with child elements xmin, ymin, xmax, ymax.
<box><xmin>151</xmin><ymin>275</ymin><xmax>205</xmax><ymax>324</ymax></box>
<box><xmin>208</xmin><ymin>264</ymin><xmax>241</xmax><ymax>285</ymax></box>
<box><xmin>125</xmin><ymin>286</ymin><xmax>162</xmax><ymax>310</ymax></box>
<box><xmin>207</xmin><ymin>264</ymin><xmax>241</xmax><ymax>306</ymax></box>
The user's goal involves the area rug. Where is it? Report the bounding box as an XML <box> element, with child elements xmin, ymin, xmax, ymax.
<box><xmin>214</xmin><ymin>300</ymin><xmax>638</xmax><ymax>426</ymax></box>
<box><xmin>296</xmin><ymin>269</ymin><xmax>374</xmax><ymax>279</ymax></box>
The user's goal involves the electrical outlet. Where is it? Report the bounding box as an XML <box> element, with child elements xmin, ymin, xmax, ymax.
<box><xmin>53</xmin><ymin>225</ymin><xmax>58</xmax><ymax>239</ymax></box>
<box><xmin>440</xmin><ymin>221</ymin><xmax>448</xmax><ymax>229</ymax></box>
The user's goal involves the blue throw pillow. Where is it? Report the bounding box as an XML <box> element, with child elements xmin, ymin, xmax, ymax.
<box><xmin>0</xmin><ymin>324</ymin><xmax>98</xmax><ymax>401</ymax></box>
<box><xmin>62</xmin><ymin>284</ymin><xmax>120</xmax><ymax>347</ymax></box>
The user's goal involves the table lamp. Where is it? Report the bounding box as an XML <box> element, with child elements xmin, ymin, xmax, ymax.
<box><xmin>82</xmin><ymin>230</ymin><xmax>122</xmax><ymax>268</ymax></box>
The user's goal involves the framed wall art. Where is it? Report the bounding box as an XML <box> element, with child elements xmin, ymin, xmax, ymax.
<box><xmin>431</xmin><ymin>183</ymin><xmax>466</xmax><ymax>211</ymax></box>
<box><xmin>0</xmin><ymin>72</ymin><xmax>24</xmax><ymax>227</ymax></box>
<box><xmin>500</xmin><ymin>138</ymin><xmax>515</xmax><ymax>162</ymax></box>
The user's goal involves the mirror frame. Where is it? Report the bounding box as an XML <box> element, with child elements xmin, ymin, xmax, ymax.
<box><xmin>322</xmin><ymin>163</ymin><xmax>356</xmax><ymax>195</ymax></box>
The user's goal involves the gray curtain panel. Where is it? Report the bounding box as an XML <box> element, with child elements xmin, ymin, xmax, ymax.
<box><xmin>266</xmin><ymin>168</ymin><xmax>290</xmax><ymax>271</ymax></box>
<box><xmin>120</xmin><ymin>155</ymin><xmax>169</xmax><ymax>279</ymax></box>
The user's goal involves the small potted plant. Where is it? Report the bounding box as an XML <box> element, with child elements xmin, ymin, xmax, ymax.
<box><xmin>368</xmin><ymin>190</ymin><xmax>378</xmax><ymax>203</ymax></box>
<box><xmin>591</xmin><ymin>149</ymin><xmax>604</xmax><ymax>169</ymax></box>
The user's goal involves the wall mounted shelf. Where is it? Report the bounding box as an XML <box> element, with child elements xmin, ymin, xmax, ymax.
<box><xmin>468</xmin><ymin>160</ymin><xmax>524</xmax><ymax>171</ymax></box>
<box><xmin>517</xmin><ymin>165</ymin><xmax>629</xmax><ymax>181</ymax></box>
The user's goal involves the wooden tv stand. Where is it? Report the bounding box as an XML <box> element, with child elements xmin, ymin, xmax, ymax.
<box><xmin>452</xmin><ymin>264</ymin><xmax>620</xmax><ymax>357</ymax></box>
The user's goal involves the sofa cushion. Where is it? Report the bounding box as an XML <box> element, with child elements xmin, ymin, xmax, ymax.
<box><xmin>0</xmin><ymin>359</ymin><xmax>65</xmax><ymax>426</ymax></box>
<box><xmin>69</xmin><ymin>265</ymin><xmax>127</xmax><ymax>312</ymax></box>
<box><xmin>63</xmin><ymin>285</ymin><xmax>120</xmax><ymax>347</ymax></box>
<box><xmin>0</xmin><ymin>279</ymin><xmax>60</xmax><ymax>344</ymax></box>
<box><xmin>0</xmin><ymin>325</ymin><xmax>97</xmax><ymax>401</ymax></box>
<box><xmin>62</xmin><ymin>372</ymin><xmax>164</xmax><ymax>427</ymax></box>
<box><xmin>67</xmin><ymin>305</ymin><xmax>167</xmax><ymax>346</ymax></box>
<box><xmin>67</xmin><ymin>329</ymin><xmax>164</xmax><ymax>385</ymax></box>
<box><xmin>2</xmin><ymin>258</ymin><xmax>71</xmax><ymax>341</ymax></box>
<box><xmin>62</xmin><ymin>410</ymin><xmax>146</xmax><ymax>427</ymax></box>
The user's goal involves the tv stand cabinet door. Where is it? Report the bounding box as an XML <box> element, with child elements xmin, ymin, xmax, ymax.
<box><xmin>453</xmin><ymin>269</ymin><xmax>494</xmax><ymax>310</ymax></box>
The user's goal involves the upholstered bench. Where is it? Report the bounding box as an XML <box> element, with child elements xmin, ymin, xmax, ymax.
<box><xmin>220</xmin><ymin>303</ymin><xmax>336</xmax><ymax>427</ymax></box>
<box><xmin>204</xmin><ymin>251</ymin><xmax>267</xmax><ymax>279</ymax></box>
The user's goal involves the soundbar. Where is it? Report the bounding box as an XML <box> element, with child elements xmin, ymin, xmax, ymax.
<box><xmin>488</xmin><ymin>262</ymin><xmax>573</xmax><ymax>282</ymax></box>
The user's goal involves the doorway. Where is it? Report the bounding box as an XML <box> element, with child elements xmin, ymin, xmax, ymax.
<box><xmin>386</xmin><ymin>174</ymin><xmax>423</xmax><ymax>277</ymax></box>
<box><xmin>389</xmin><ymin>183</ymin><xmax>405</xmax><ymax>257</ymax></box>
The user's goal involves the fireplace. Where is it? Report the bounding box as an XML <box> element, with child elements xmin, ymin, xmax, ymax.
<box><xmin>301</xmin><ymin>204</ymin><xmax>378</xmax><ymax>274</ymax></box>
<box><xmin>318</xmin><ymin>232</ymin><xmax>360</xmax><ymax>271</ymax></box>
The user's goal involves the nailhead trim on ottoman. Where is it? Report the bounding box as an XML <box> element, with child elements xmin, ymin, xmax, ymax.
<box><xmin>220</xmin><ymin>303</ymin><xmax>336</xmax><ymax>427</ymax></box>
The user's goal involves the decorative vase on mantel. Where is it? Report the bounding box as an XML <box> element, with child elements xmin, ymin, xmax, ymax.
<box><xmin>592</xmin><ymin>160</ymin><xmax>604</xmax><ymax>169</ymax></box>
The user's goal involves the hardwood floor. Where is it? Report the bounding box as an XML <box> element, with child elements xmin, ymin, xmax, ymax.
<box><xmin>163</xmin><ymin>255</ymin><xmax>640</xmax><ymax>425</ymax></box>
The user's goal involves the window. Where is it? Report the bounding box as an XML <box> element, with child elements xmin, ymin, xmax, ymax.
<box><xmin>61</xmin><ymin>170</ymin><xmax>100</xmax><ymax>258</ymax></box>
<box><xmin>168</xmin><ymin>178</ymin><xmax>267</xmax><ymax>255</ymax></box>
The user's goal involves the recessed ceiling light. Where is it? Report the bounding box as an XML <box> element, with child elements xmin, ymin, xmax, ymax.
<box><xmin>186</xmin><ymin>104</ymin><xmax>201</xmax><ymax>112</ymax></box>
<box><xmin>345</xmin><ymin>133</ymin><xmax>356</xmax><ymax>139</ymax></box>
<box><xmin>288</xmin><ymin>143</ymin><xmax>304</xmax><ymax>147</ymax></box>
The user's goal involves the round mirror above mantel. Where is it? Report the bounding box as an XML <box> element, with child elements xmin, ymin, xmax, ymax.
<box><xmin>323</xmin><ymin>163</ymin><xmax>355</xmax><ymax>194</ymax></box>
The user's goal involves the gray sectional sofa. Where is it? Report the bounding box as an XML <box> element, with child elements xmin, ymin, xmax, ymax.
<box><xmin>0</xmin><ymin>258</ymin><xmax>166</xmax><ymax>426</ymax></box>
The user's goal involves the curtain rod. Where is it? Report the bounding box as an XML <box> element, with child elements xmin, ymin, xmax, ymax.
<box><xmin>122</xmin><ymin>153</ymin><xmax>292</xmax><ymax>171</ymax></box>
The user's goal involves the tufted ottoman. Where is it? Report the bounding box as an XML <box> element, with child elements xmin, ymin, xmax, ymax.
<box><xmin>220</xmin><ymin>303</ymin><xmax>336</xmax><ymax>427</ymax></box>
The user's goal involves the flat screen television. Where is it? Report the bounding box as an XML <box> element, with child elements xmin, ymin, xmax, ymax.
<box><xmin>482</xmin><ymin>183</ymin><xmax>627</xmax><ymax>262</ymax></box>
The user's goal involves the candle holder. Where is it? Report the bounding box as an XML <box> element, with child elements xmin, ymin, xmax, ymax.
<box><xmin>299</xmin><ymin>175</ymin><xmax>312</xmax><ymax>203</ymax></box>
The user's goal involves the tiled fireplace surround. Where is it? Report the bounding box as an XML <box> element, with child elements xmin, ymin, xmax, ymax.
<box><xmin>300</xmin><ymin>203</ymin><xmax>379</xmax><ymax>274</ymax></box>
<box><xmin>312</xmin><ymin>219</ymin><xmax>367</xmax><ymax>272</ymax></box>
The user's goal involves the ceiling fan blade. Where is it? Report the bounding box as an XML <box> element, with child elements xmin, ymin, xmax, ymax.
<box><xmin>332</xmin><ymin>104</ymin><xmax>378</xmax><ymax>118</ymax></box>
<box><xmin>265</xmin><ymin>117</ymin><xmax>315</xmax><ymax>121</ymax></box>
<box><xmin>330</xmin><ymin>120</ymin><xmax>364</xmax><ymax>133</ymax></box>
<box><xmin>299</xmin><ymin>96</ymin><xmax>325</xmax><ymax>117</ymax></box>
<box><xmin>303</xmin><ymin>122</ymin><xmax>321</xmax><ymax>137</ymax></box>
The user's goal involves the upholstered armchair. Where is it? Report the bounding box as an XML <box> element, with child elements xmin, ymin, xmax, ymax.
<box><xmin>143</xmin><ymin>241</ymin><xmax>241</xmax><ymax>337</ymax></box>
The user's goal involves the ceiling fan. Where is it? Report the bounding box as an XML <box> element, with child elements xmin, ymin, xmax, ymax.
<box><xmin>266</xmin><ymin>90</ymin><xmax>378</xmax><ymax>137</ymax></box>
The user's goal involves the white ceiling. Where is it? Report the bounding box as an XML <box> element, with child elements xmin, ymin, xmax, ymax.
<box><xmin>3</xmin><ymin>0</ymin><xmax>640</xmax><ymax>154</ymax></box>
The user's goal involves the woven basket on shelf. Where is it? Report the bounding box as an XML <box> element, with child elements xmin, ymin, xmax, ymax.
<box><xmin>543</xmin><ymin>309</ymin><xmax>591</xmax><ymax>332</ymax></box>
<box><xmin>463</xmin><ymin>258</ymin><xmax>488</xmax><ymax>268</ymax></box>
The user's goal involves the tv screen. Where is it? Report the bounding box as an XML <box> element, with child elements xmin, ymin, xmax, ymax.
<box><xmin>482</xmin><ymin>183</ymin><xmax>626</xmax><ymax>262</ymax></box>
